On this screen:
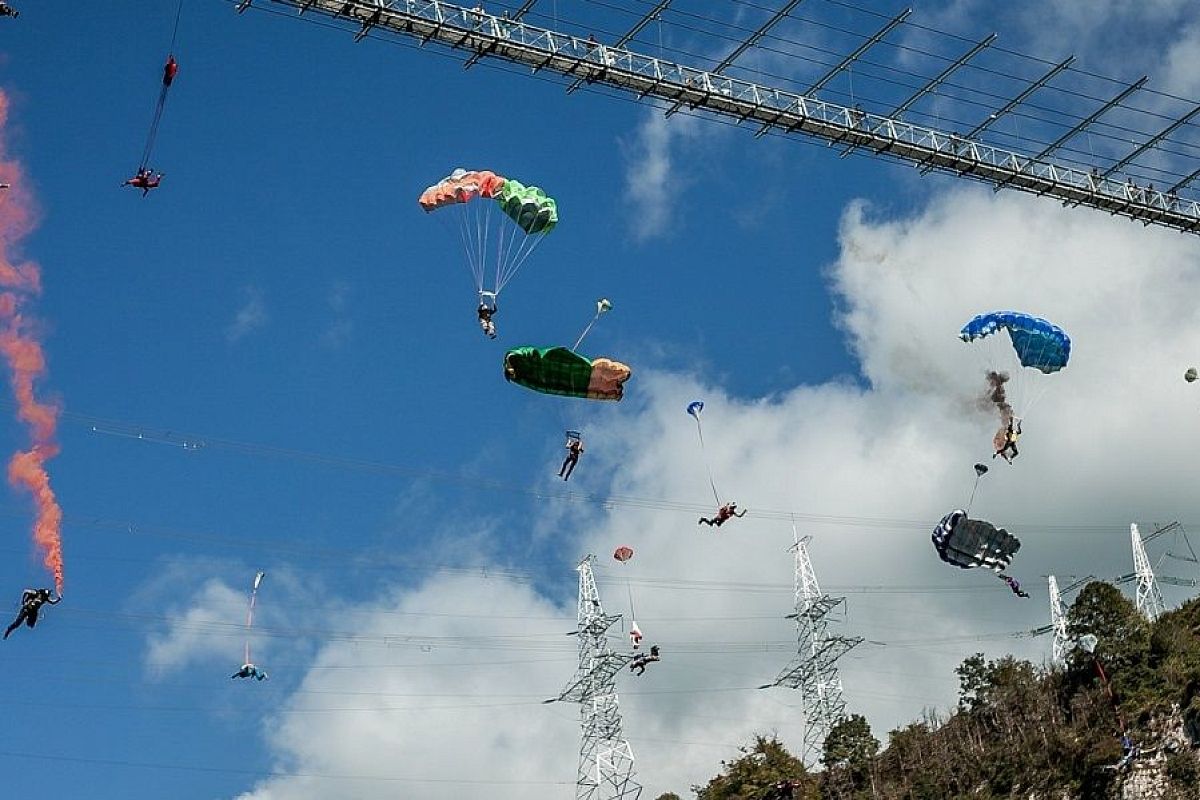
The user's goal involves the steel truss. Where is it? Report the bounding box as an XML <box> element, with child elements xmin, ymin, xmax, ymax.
<box><xmin>236</xmin><ymin>0</ymin><xmax>1200</xmax><ymax>234</ymax></box>
<box><xmin>761</xmin><ymin>533</ymin><xmax>861</xmax><ymax>767</ymax></box>
<box><xmin>546</xmin><ymin>555</ymin><xmax>640</xmax><ymax>800</ymax></box>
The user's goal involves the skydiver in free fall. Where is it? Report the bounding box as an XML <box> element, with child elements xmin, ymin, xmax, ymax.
<box><xmin>4</xmin><ymin>588</ymin><xmax>61</xmax><ymax>640</ymax></box>
<box><xmin>0</xmin><ymin>3</ymin><xmax>19</xmax><ymax>18</ymax></box>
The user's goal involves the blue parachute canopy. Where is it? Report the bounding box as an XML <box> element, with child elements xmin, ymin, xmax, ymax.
<box><xmin>959</xmin><ymin>311</ymin><xmax>1071</xmax><ymax>374</ymax></box>
<box><xmin>686</xmin><ymin>400</ymin><xmax>704</xmax><ymax>418</ymax></box>
<box><xmin>932</xmin><ymin>509</ymin><xmax>1021</xmax><ymax>572</ymax></box>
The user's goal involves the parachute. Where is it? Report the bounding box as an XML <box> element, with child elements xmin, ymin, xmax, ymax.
<box><xmin>612</xmin><ymin>545</ymin><xmax>641</xmax><ymax>648</ymax></box>
<box><xmin>686</xmin><ymin>400</ymin><xmax>704</xmax><ymax>419</ymax></box>
<box><xmin>503</xmin><ymin>347</ymin><xmax>630</xmax><ymax>401</ymax></box>
<box><xmin>418</xmin><ymin>168</ymin><xmax>558</xmax><ymax>301</ymax></box>
<box><xmin>959</xmin><ymin>312</ymin><xmax>1071</xmax><ymax>374</ymax></box>
<box><xmin>960</xmin><ymin>311</ymin><xmax>1070</xmax><ymax>444</ymax></box>
<box><xmin>931</xmin><ymin>510</ymin><xmax>1020</xmax><ymax>572</ymax></box>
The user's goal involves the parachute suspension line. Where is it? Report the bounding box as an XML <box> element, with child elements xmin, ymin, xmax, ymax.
<box><xmin>244</xmin><ymin>571</ymin><xmax>264</xmax><ymax>666</ymax></box>
<box><xmin>492</xmin><ymin>217</ymin><xmax>519</xmax><ymax>294</ymax></box>
<box><xmin>454</xmin><ymin>205</ymin><xmax>485</xmax><ymax>293</ymax></box>
<box><xmin>139</xmin><ymin>85</ymin><xmax>172</xmax><ymax>171</ymax></box>
<box><xmin>572</xmin><ymin>302</ymin><xmax>609</xmax><ymax>352</ymax></box>
<box><xmin>966</xmin><ymin>472</ymin><xmax>984</xmax><ymax>514</ymax></box>
<box><xmin>693</xmin><ymin>416</ymin><xmax>722</xmax><ymax>505</ymax></box>
<box><xmin>139</xmin><ymin>0</ymin><xmax>185</xmax><ymax>172</ymax></box>
<box><xmin>479</xmin><ymin>201</ymin><xmax>494</xmax><ymax>294</ymax></box>
<box><xmin>494</xmin><ymin>231</ymin><xmax>548</xmax><ymax>295</ymax></box>
<box><xmin>169</xmin><ymin>0</ymin><xmax>185</xmax><ymax>50</ymax></box>
<box><xmin>1017</xmin><ymin>334</ymin><xmax>1057</xmax><ymax>419</ymax></box>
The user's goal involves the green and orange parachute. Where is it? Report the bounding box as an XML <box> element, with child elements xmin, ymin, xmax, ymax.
<box><xmin>504</xmin><ymin>346</ymin><xmax>630</xmax><ymax>401</ymax></box>
<box><xmin>419</xmin><ymin>168</ymin><xmax>558</xmax><ymax>299</ymax></box>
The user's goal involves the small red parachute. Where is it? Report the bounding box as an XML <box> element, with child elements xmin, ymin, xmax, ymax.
<box><xmin>613</xmin><ymin>546</ymin><xmax>634</xmax><ymax>562</ymax></box>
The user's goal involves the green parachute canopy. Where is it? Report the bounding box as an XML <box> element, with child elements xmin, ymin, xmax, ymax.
<box><xmin>503</xmin><ymin>346</ymin><xmax>631</xmax><ymax>401</ymax></box>
<box><xmin>494</xmin><ymin>179</ymin><xmax>558</xmax><ymax>235</ymax></box>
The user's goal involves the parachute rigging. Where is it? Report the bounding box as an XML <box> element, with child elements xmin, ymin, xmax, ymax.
<box><xmin>960</xmin><ymin>311</ymin><xmax>1070</xmax><ymax>453</ymax></box>
<box><xmin>967</xmin><ymin>463</ymin><xmax>988</xmax><ymax>513</ymax></box>
<box><xmin>243</xmin><ymin>570</ymin><xmax>265</xmax><ymax>668</ymax></box>
<box><xmin>572</xmin><ymin>298</ymin><xmax>613</xmax><ymax>352</ymax></box>
<box><xmin>613</xmin><ymin>546</ymin><xmax>642</xmax><ymax>649</ymax></box>
<box><xmin>128</xmin><ymin>0</ymin><xmax>183</xmax><ymax>191</ymax></box>
<box><xmin>686</xmin><ymin>400</ymin><xmax>721</xmax><ymax>505</ymax></box>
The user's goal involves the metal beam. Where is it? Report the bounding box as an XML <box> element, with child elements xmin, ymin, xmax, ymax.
<box><xmin>714</xmin><ymin>0</ymin><xmax>803</xmax><ymax>74</ymax></box>
<box><xmin>666</xmin><ymin>0</ymin><xmax>802</xmax><ymax>115</ymax></box>
<box><xmin>842</xmin><ymin>32</ymin><xmax>994</xmax><ymax>157</ymax></box>
<box><xmin>353</xmin><ymin>5</ymin><xmax>382</xmax><ymax>42</ymax></box>
<box><xmin>805</xmin><ymin>8</ymin><xmax>910</xmax><ymax>96</ymax></box>
<box><xmin>612</xmin><ymin>0</ymin><xmax>671</xmax><ymax>50</ymax></box>
<box><xmin>1168</xmin><ymin>164</ymin><xmax>1200</xmax><ymax>196</ymax></box>
<box><xmin>565</xmin><ymin>0</ymin><xmax>669</xmax><ymax>92</ymax></box>
<box><xmin>465</xmin><ymin>0</ymin><xmax>537</xmax><ymax>67</ymax></box>
<box><xmin>511</xmin><ymin>0</ymin><xmax>536</xmax><ymax>21</ymax></box>
<box><xmin>237</xmin><ymin>0</ymin><xmax>1200</xmax><ymax>235</ymax></box>
<box><xmin>964</xmin><ymin>55</ymin><xmax>1075</xmax><ymax>141</ymax></box>
<box><xmin>995</xmin><ymin>76</ymin><xmax>1147</xmax><ymax>190</ymax></box>
<box><xmin>919</xmin><ymin>54</ymin><xmax>1073</xmax><ymax>174</ymax></box>
<box><xmin>1103</xmin><ymin>105</ymin><xmax>1200</xmax><ymax>178</ymax></box>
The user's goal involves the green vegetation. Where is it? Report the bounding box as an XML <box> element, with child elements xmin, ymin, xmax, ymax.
<box><xmin>684</xmin><ymin>582</ymin><xmax>1200</xmax><ymax>799</ymax></box>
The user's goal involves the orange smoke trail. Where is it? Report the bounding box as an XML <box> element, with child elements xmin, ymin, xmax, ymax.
<box><xmin>0</xmin><ymin>90</ymin><xmax>64</xmax><ymax>595</ymax></box>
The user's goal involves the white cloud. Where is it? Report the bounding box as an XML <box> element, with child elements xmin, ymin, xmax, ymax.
<box><xmin>620</xmin><ymin>109</ymin><xmax>702</xmax><ymax>242</ymax></box>
<box><xmin>143</xmin><ymin>564</ymin><xmax>321</xmax><ymax>678</ymax></box>
<box><xmin>233</xmin><ymin>573</ymin><xmax>577</xmax><ymax>800</ymax></box>
<box><xmin>154</xmin><ymin>188</ymin><xmax>1200</xmax><ymax>798</ymax></box>
<box><xmin>226</xmin><ymin>286</ymin><xmax>268</xmax><ymax>343</ymax></box>
<box><xmin>320</xmin><ymin>280</ymin><xmax>354</xmax><ymax>349</ymax></box>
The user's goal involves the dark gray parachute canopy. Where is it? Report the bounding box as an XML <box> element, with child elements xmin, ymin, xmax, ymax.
<box><xmin>931</xmin><ymin>509</ymin><xmax>1020</xmax><ymax>572</ymax></box>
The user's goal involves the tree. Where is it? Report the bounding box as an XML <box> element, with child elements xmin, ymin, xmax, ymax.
<box><xmin>822</xmin><ymin>714</ymin><xmax>879</xmax><ymax>797</ymax></box>
<box><xmin>694</xmin><ymin>735</ymin><xmax>817</xmax><ymax>800</ymax></box>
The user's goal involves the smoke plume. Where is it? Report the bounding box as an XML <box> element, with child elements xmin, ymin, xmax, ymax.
<box><xmin>983</xmin><ymin>370</ymin><xmax>1014</xmax><ymax>453</ymax></box>
<box><xmin>0</xmin><ymin>90</ymin><xmax>64</xmax><ymax>594</ymax></box>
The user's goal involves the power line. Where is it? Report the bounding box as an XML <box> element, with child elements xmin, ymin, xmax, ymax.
<box><xmin>0</xmin><ymin>748</ymin><xmax>572</xmax><ymax>785</ymax></box>
<box><xmin>59</xmin><ymin>405</ymin><xmax>1178</xmax><ymax>533</ymax></box>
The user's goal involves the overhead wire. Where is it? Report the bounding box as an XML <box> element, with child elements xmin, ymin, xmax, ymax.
<box><xmin>62</xmin><ymin>404</ymin><xmax>1163</xmax><ymax>534</ymax></box>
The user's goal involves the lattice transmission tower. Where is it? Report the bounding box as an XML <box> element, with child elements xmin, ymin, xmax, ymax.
<box><xmin>1047</xmin><ymin>575</ymin><xmax>1069</xmax><ymax>668</ymax></box>
<box><xmin>546</xmin><ymin>555</ymin><xmax>640</xmax><ymax>800</ymax></box>
<box><xmin>1131</xmin><ymin>523</ymin><xmax>1166</xmax><ymax>622</ymax></box>
<box><xmin>234</xmin><ymin>0</ymin><xmax>1200</xmax><ymax>234</ymax></box>
<box><xmin>761</xmin><ymin>531</ymin><xmax>861</xmax><ymax>766</ymax></box>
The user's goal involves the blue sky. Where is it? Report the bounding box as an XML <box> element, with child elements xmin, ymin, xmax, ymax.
<box><xmin>1</xmin><ymin>1</ymin><xmax>1200</xmax><ymax>798</ymax></box>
